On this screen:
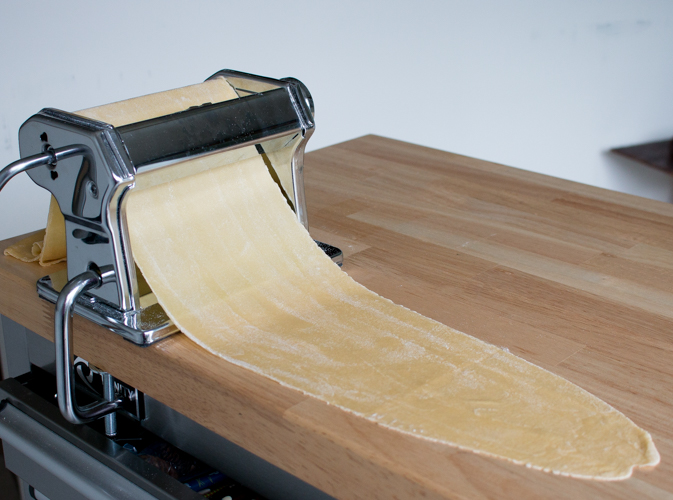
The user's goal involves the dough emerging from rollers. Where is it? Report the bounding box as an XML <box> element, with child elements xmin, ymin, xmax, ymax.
<box><xmin>125</xmin><ymin>153</ymin><xmax>659</xmax><ymax>480</ymax></box>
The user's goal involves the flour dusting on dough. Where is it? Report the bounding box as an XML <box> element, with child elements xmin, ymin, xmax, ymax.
<box><xmin>126</xmin><ymin>153</ymin><xmax>659</xmax><ymax>480</ymax></box>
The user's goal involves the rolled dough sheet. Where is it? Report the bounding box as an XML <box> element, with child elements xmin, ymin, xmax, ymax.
<box><xmin>3</xmin><ymin>229</ymin><xmax>44</xmax><ymax>263</ymax></box>
<box><xmin>3</xmin><ymin>196</ymin><xmax>66</xmax><ymax>265</ymax></box>
<box><xmin>74</xmin><ymin>76</ymin><xmax>239</xmax><ymax>127</ymax></box>
<box><xmin>125</xmin><ymin>153</ymin><xmax>659</xmax><ymax>480</ymax></box>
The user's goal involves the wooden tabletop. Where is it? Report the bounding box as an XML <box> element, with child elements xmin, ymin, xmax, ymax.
<box><xmin>1</xmin><ymin>135</ymin><xmax>671</xmax><ymax>499</ymax></box>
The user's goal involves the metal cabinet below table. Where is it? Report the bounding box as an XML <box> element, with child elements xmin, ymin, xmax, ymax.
<box><xmin>0</xmin><ymin>315</ymin><xmax>333</xmax><ymax>500</ymax></box>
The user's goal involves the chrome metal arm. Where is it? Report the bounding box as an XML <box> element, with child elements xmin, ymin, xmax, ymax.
<box><xmin>0</xmin><ymin>151</ymin><xmax>53</xmax><ymax>192</ymax></box>
<box><xmin>0</xmin><ymin>144</ymin><xmax>94</xmax><ymax>193</ymax></box>
<box><xmin>55</xmin><ymin>267</ymin><xmax>122</xmax><ymax>425</ymax></box>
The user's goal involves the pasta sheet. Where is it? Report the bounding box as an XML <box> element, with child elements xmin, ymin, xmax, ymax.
<box><xmin>3</xmin><ymin>196</ymin><xmax>66</xmax><ymax>266</ymax></box>
<box><xmin>125</xmin><ymin>153</ymin><xmax>659</xmax><ymax>480</ymax></box>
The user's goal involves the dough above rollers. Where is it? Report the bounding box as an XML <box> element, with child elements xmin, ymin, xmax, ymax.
<box><xmin>125</xmin><ymin>152</ymin><xmax>659</xmax><ymax>480</ymax></box>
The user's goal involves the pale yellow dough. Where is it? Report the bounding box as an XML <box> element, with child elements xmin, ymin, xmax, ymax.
<box><xmin>4</xmin><ymin>196</ymin><xmax>66</xmax><ymax>265</ymax></box>
<box><xmin>125</xmin><ymin>154</ymin><xmax>659</xmax><ymax>480</ymax></box>
<box><xmin>3</xmin><ymin>229</ymin><xmax>44</xmax><ymax>263</ymax></box>
<box><xmin>75</xmin><ymin>77</ymin><xmax>239</xmax><ymax>127</ymax></box>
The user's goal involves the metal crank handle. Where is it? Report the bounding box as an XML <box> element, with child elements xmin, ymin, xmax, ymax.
<box><xmin>0</xmin><ymin>144</ymin><xmax>93</xmax><ymax>192</ymax></box>
<box><xmin>55</xmin><ymin>266</ymin><xmax>122</xmax><ymax>425</ymax></box>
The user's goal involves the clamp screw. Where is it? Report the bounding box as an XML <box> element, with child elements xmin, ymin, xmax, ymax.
<box><xmin>87</xmin><ymin>180</ymin><xmax>98</xmax><ymax>198</ymax></box>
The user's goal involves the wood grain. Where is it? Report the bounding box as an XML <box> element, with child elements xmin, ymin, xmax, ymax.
<box><xmin>1</xmin><ymin>135</ymin><xmax>671</xmax><ymax>499</ymax></box>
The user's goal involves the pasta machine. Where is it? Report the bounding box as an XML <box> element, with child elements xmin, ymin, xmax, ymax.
<box><xmin>0</xmin><ymin>70</ymin><xmax>342</xmax><ymax>432</ymax></box>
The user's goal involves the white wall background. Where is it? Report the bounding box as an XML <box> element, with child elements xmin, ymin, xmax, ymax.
<box><xmin>1</xmin><ymin>0</ymin><xmax>672</xmax><ymax>241</ymax></box>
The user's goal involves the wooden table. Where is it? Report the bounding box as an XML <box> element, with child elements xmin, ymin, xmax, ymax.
<box><xmin>1</xmin><ymin>135</ymin><xmax>671</xmax><ymax>499</ymax></box>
